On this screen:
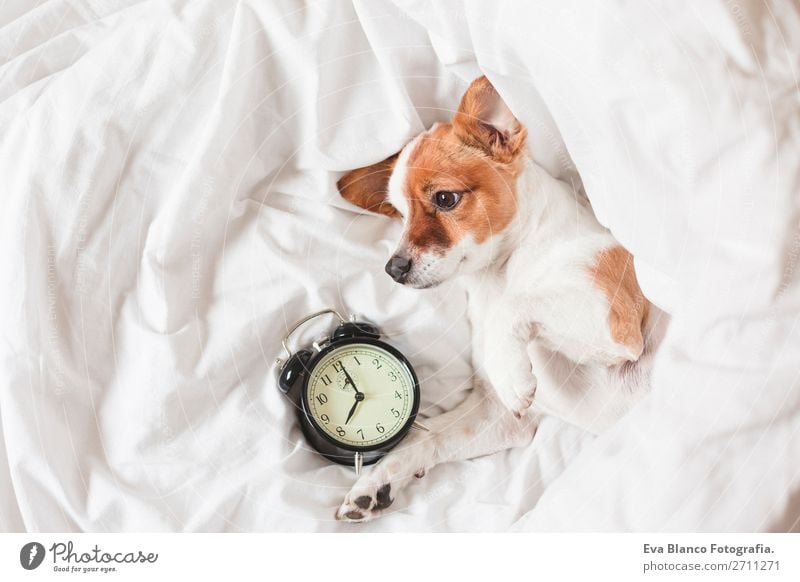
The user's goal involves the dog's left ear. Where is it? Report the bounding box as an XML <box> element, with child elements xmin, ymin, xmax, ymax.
<box><xmin>453</xmin><ymin>76</ymin><xmax>527</xmax><ymax>164</ymax></box>
<box><xmin>337</xmin><ymin>154</ymin><xmax>401</xmax><ymax>219</ymax></box>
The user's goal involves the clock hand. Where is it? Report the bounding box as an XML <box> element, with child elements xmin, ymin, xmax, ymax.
<box><xmin>340</xmin><ymin>362</ymin><xmax>366</xmax><ymax>425</ymax></box>
<box><xmin>344</xmin><ymin>391</ymin><xmax>365</xmax><ymax>425</ymax></box>
<box><xmin>344</xmin><ymin>399</ymin><xmax>358</xmax><ymax>425</ymax></box>
<box><xmin>340</xmin><ymin>363</ymin><xmax>363</xmax><ymax>397</ymax></box>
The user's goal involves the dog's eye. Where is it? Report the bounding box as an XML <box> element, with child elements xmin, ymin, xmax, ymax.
<box><xmin>432</xmin><ymin>191</ymin><xmax>462</xmax><ymax>210</ymax></box>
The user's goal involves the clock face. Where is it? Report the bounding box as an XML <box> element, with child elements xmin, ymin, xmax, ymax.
<box><xmin>305</xmin><ymin>342</ymin><xmax>416</xmax><ymax>449</ymax></box>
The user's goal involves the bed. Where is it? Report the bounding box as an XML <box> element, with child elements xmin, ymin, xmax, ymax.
<box><xmin>1</xmin><ymin>0</ymin><xmax>798</xmax><ymax>532</ymax></box>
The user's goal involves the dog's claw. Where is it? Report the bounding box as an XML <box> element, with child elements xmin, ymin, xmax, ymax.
<box><xmin>512</xmin><ymin>392</ymin><xmax>535</xmax><ymax>416</ymax></box>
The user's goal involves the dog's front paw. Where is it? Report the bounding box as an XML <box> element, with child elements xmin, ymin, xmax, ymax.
<box><xmin>336</xmin><ymin>480</ymin><xmax>395</xmax><ymax>523</ymax></box>
<box><xmin>335</xmin><ymin>439</ymin><xmax>433</xmax><ymax>523</ymax></box>
<box><xmin>483</xmin><ymin>345</ymin><xmax>538</xmax><ymax>417</ymax></box>
<box><xmin>495</xmin><ymin>370</ymin><xmax>538</xmax><ymax>417</ymax></box>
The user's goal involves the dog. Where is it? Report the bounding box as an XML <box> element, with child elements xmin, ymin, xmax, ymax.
<box><xmin>334</xmin><ymin>76</ymin><xmax>668</xmax><ymax>522</ymax></box>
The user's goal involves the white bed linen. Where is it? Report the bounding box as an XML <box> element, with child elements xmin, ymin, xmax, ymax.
<box><xmin>0</xmin><ymin>0</ymin><xmax>590</xmax><ymax>532</ymax></box>
<box><xmin>1</xmin><ymin>0</ymin><xmax>798</xmax><ymax>532</ymax></box>
<box><xmin>394</xmin><ymin>0</ymin><xmax>800</xmax><ymax>531</ymax></box>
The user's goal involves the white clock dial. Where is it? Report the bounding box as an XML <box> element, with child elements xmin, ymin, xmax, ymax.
<box><xmin>306</xmin><ymin>343</ymin><xmax>415</xmax><ymax>447</ymax></box>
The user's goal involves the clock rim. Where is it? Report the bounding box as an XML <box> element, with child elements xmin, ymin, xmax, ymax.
<box><xmin>300</xmin><ymin>337</ymin><xmax>420</xmax><ymax>454</ymax></box>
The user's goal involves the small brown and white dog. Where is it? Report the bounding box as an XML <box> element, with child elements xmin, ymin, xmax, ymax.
<box><xmin>334</xmin><ymin>76</ymin><xmax>668</xmax><ymax>522</ymax></box>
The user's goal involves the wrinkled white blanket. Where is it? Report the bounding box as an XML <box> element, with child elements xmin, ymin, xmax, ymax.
<box><xmin>0</xmin><ymin>0</ymin><xmax>798</xmax><ymax>532</ymax></box>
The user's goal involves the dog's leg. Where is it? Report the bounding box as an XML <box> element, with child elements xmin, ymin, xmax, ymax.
<box><xmin>335</xmin><ymin>381</ymin><xmax>537</xmax><ymax>522</ymax></box>
<box><xmin>481</xmin><ymin>302</ymin><xmax>539</xmax><ymax>416</ymax></box>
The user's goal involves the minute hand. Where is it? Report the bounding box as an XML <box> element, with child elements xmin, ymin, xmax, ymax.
<box><xmin>340</xmin><ymin>364</ymin><xmax>363</xmax><ymax>396</ymax></box>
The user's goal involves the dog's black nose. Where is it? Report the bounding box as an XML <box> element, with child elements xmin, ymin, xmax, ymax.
<box><xmin>385</xmin><ymin>254</ymin><xmax>412</xmax><ymax>282</ymax></box>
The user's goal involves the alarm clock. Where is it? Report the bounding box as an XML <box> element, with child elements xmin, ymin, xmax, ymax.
<box><xmin>277</xmin><ymin>309</ymin><xmax>420</xmax><ymax>472</ymax></box>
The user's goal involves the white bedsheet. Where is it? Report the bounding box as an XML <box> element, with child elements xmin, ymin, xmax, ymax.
<box><xmin>0</xmin><ymin>0</ymin><xmax>591</xmax><ymax>532</ymax></box>
<box><xmin>1</xmin><ymin>0</ymin><xmax>798</xmax><ymax>532</ymax></box>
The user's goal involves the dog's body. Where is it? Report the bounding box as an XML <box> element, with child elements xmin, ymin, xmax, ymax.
<box><xmin>334</xmin><ymin>77</ymin><xmax>668</xmax><ymax>522</ymax></box>
<box><xmin>463</xmin><ymin>156</ymin><xmax>668</xmax><ymax>431</ymax></box>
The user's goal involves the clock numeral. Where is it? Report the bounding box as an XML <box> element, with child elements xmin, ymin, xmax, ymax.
<box><xmin>320</xmin><ymin>414</ymin><xmax>330</xmax><ymax>424</ymax></box>
<box><xmin>332</xmin><ymin>361</ymin><xmax>344</xmax><ymax>373</ymax></box>
<box><xmin>316</xmin><ymin>393</ymin><xmax>328</xmax><ymax>406</ymax></box>
<box><xmin>320</xmin><ymin>374</ymin><xmax>332</xmax><ymax>386</ymax></box>
<box><xmin>356</xmin><ymin>428</ymin><xmax>365</xmax><ymax>440</ymax></box>
<box><xmin>372</xmin><ymin>358</ymin><xmax>382</xmax><ymax>370</ymax></box>
<box><xmin>353</xmin><ymin>355</ymin><xmax>362</xmax><ymax>365</ymax></box>
<box><xmin>390</xmin><ymin>407</ymin><xmax>400</xmax><ymax>418</ymax></box>
<box><xmin>388</xmin><ymin>370</ymin><xmax>397</xmax><ymax>382</ymax></box>
<box><xmin>376</xmin><ymin>422</ymin><xmax>385</xmax><ymax>434</ymax></box>
<box><xmin>394</xmin><ymin>390</ymin><xmax>402</xmax><ymax>399</ymax></box>
<box><xmin>336</xmin><ymin>426</ymin><xmax>346</xmax><ymax>437</ymax></box>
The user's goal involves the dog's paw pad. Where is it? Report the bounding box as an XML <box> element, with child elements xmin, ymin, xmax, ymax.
<box><xmin>337</xmin><ymin>483</ymin><xmax>393</xmax><ymax>522</ymax></box>
<box><xmin>375</xmin><ymin>484</ymin><xmax>392</xmax><ymax>510</ymax></box>
<box><xmin>354</xmin><ymin>496</ymin><xmax>372</xmax><ymax>510</ymax></box>
<box><xmin>344</xmin><ymin>510</ymin><xmax>364</xmax><ymax>520</ymax></box>
<box><xmin>414</xmin><ymin>468</ymin><xmax>426</xmax><ymax>479</ymax></box>
<box><xmin>335</xmin><ymin>502</ymin><xmax>370</xmax><ymax>522</ymax></box>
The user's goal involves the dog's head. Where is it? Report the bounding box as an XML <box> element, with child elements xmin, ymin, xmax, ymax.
<box><xmin>338</xmin><ymin>76</ymin><xmax>528</xmax><ymax>288</ymax></box>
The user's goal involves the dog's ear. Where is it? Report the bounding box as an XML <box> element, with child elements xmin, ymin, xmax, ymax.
<box><xmin>337</xmin><ymin>154</ymin><xmax>401</xmax><ymax>219</ymax></box>
<box><xmin>453</xmin><ymin>76</ymin><xmax>527</xmax><ymax>163</ymax></box>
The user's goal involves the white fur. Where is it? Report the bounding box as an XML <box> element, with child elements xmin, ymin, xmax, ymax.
<box><xmin>386</xmin><ymin>135</ymin><xmax>417</xmax><ymax>217</ymax></box>
<box><xmin>387</xmin><ymin>124</ymin><xmax>444</xmax><ymax>218</ymax></box>
<box><xmin>337</xmin><ymin>150</ymin><xmax>669</xmax><ymax>522</ymax></box>
<box><xmin>465</xmin><ymin>157</ymin><xmax>667</xmax><ymax>423</ymax></box>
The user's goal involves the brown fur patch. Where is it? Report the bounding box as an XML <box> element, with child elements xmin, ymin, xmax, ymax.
<box><xmin>337</xmin><ymin>154</ymin><xmax>400</xmax><ymax>219</ymax></box>
<box><xmin>401</xmin><ymin>121</ymin><xmax>523</xmax><ymax>251</ymax></box>
<box><xmin>589</xmin><ymin>246</ymin><xmax>649</xmax><ymax>359</ymax></box>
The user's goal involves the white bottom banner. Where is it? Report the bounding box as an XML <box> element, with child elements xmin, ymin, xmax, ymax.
<box><xmin>1</xmin><ymin>533</ymin><xmax>798</xmax><ymax>581</ymax></box>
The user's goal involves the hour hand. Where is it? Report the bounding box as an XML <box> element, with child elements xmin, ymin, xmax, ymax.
<box><xmin>344</xmin><ymin>400</ymin><xmax>358</xmax><ymax>425</ymax></box>
<box><xmin>344</xmin><ymin>392</ymin><xmax>364</xmax><ymax>425</ymax></box>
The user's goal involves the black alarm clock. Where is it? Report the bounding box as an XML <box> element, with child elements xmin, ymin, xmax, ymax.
<box><xmin>277</xmin><ymin>309</ymin><xmax>420</xmax><ymax>471</ymax></box>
